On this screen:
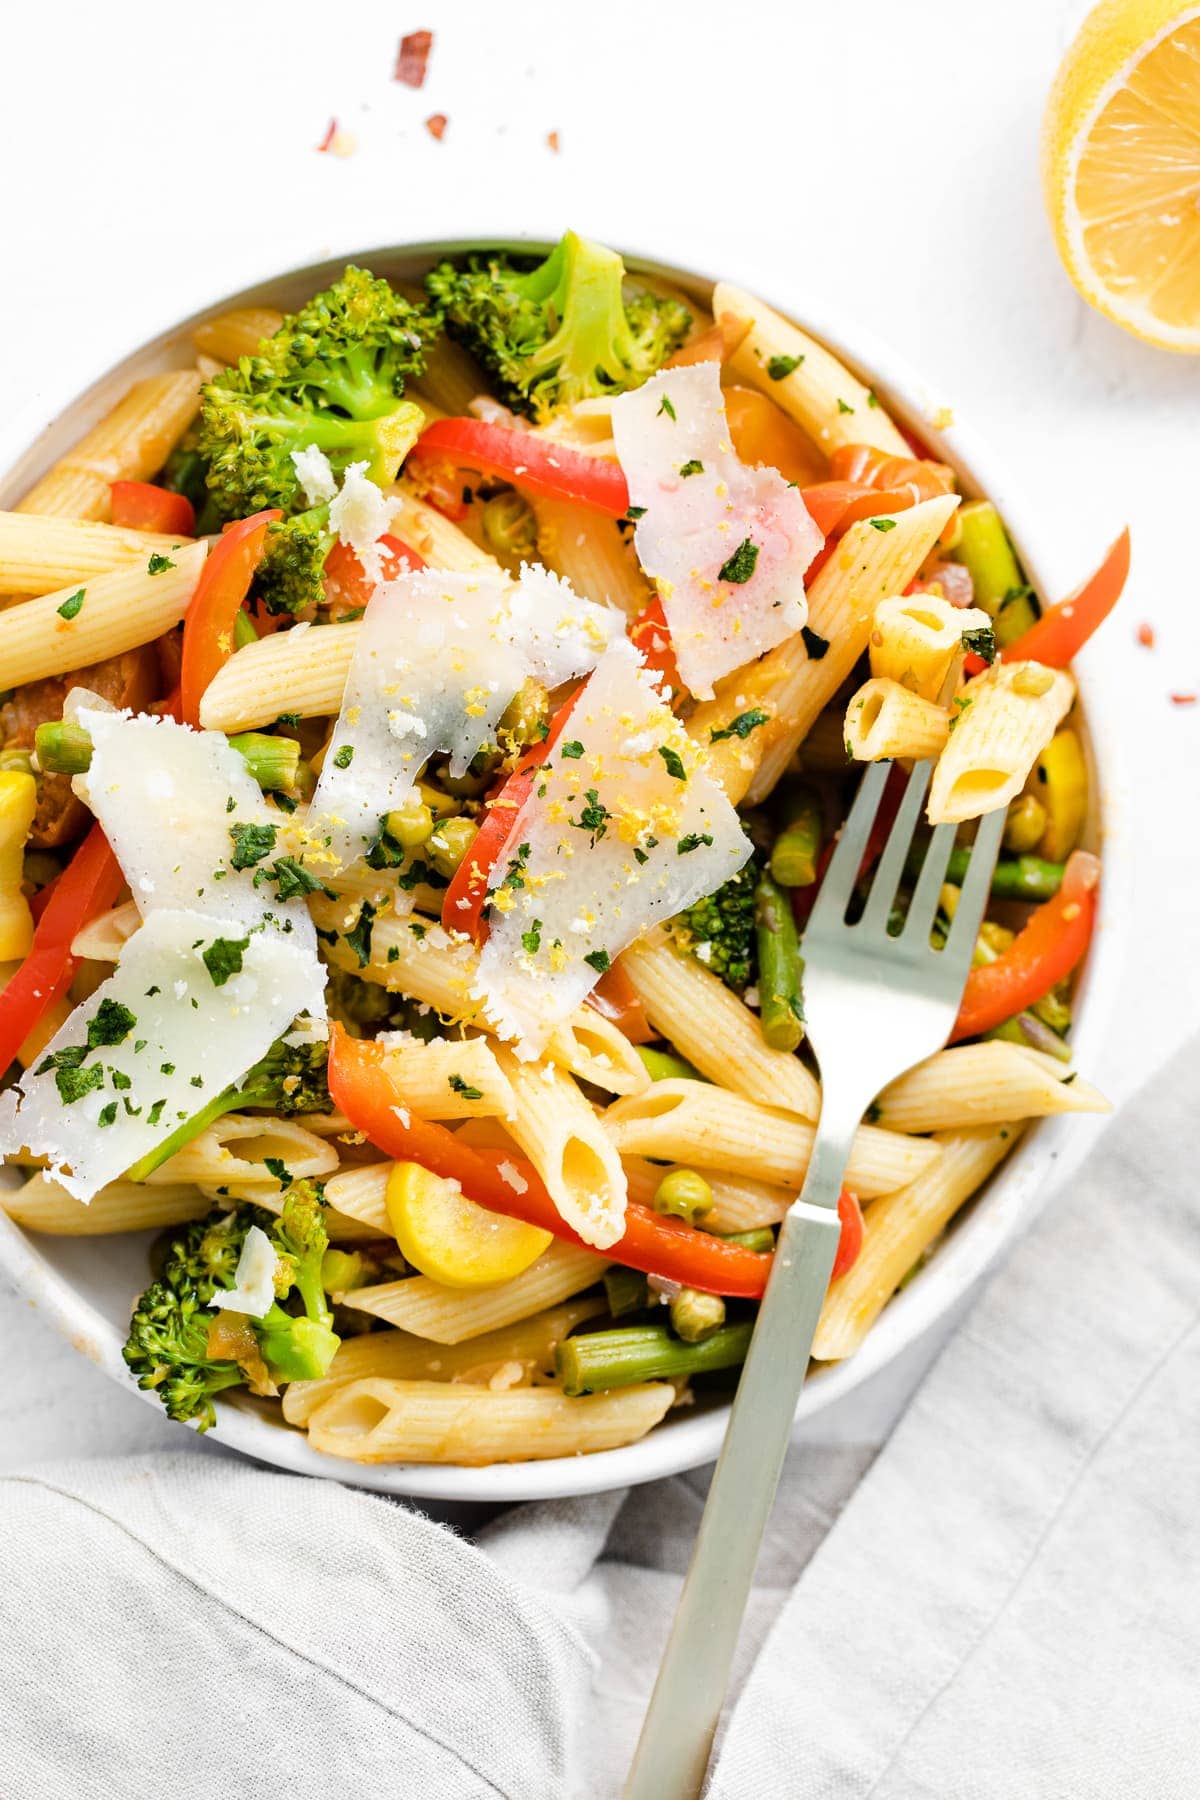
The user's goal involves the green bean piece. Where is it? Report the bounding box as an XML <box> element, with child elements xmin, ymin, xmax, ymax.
<box><xmin>652</xmin><ymin>1169</ymin><xmax>714</xmax><ymax>1224</ymax></box>
<box><xmin>953</xmin><ymin>501</ymin><xmax>1024</xmax><ymax>616</ymax></box>
<box><xmin>555</xmin><ymin>1321</ymin><xmax>754</xmax><ymax>1396</ymax></box>
<box><xmin>637</xmin><ymin>1045</ymin><xmax>705</xmax><ymax>1083</ymax></box>
<box><xmin>716</xmin><ymin>1226</ymin><xmax>776</xmax><ymax>1254</ymax></box>
<box><xmin>228</xmin><ymin>732</ymin><xmax>304</xmax><ymax>794</ymax></box>
<box><xmin>770</xmin><ymin>785</ymin><xmax>823</xmax><ymax>887</ymax></box>
<box><xmin>233</xmin><ymin>608</ymin><xmax>259</xmax><ymax>650</ymax></box>
<box><xmin>754</xmin><ymin>871</ymin><xmax>804</xmax><ymax>1052</ymax></box>
<box><xmin>670</xmin><ymin>1288</ymin><xmax>726</xmax><ymax>1343</ymax></box>
<box><xmin>604</xmin><ymin>1266</ymin><xmax>650</xmax><ymax>1318</ymax></box>
<box><xmin>427</xmin><ymin>815</ymin><xmax>479</xmax><ymax>878</ymax></box>
<box><xmin>33</xmin><ymin>721</ymin><xmax>95</xmax><ymax>775</ymax></box>
<box><xmin>942</xmin><ymin>846</ymin><xmax>1065</xmax><ymax>903</ymax></box>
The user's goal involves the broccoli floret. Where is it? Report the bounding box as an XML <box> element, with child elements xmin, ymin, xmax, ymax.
<box><xmin>256</xmin><ymin>506</ymin><xmax>336</xmax><ymax>616</ymax></box>
<box><xmin>123</xmin><ymin>1191</ymin><xmax>341</xmax><ymax>1430</ymax></box>
<box><xmin>426</xmin><ymin>230</ymin><xmax>691</xmax><ymax>420</ymax></box>
<box><xmin>127</xmin><ymin>1035</ymin><xmax>332</xmax><ymax>1182</ymax></box>
<box><xmin>197</xmin><ymin>266</ymin><xmax>434</xmax><ymax>522</ymax></box>
<box><xmin>676</xmin><ymin>856</ymin><xmax>763</xmax><ymax>994</ymax></box>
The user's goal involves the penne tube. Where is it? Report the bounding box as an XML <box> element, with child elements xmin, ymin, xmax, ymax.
<box><xmin>0</xmin><ymin>512</ymin><xmax>194</xmax><ymax>598</ymax></box>
<box><xmin>870</xmin><ymin>593</ymin><xmax>991</xmax><ymax>701</ymax></box>
<box><xmin>198</xmin><ymin>621</ymin><xmax>358</xmax><ymax>732</ymax></box>
<box><xmin>844</xmin><ymin>677</ymin><xmax>949</xmax><ymax>761</ymax></box>
<box><xmin>16</xmin><ymin>372</ymin><xmax>203</xmax><ymax>520</ymax></box>
<box><xmin>492</xmin><ymin>1046</ymin><xmax>628</xmax><ymax>1249</ymax></box>
<box><xmin>192</xmin><ymin>307</ymin><xmax>283</xmax><ymax>364</ymax></box>
<box><xmin>147</xmin><ymin>1113</ymin><xmax>339</xmax><ymax>1192</ymax></box>
<box><xmin>622</xmin><ymin>1157</ymin><xmax>792</xmax><ymax>1233</ymax></box>
<box><xmin>324</xmin><ymin>1162</ymin><xmax>394</xmax><ymax>1234</ymax></box>
<box><xmin>373</xmin><ymin>1033</ymin><xmax>516</xmax><ymax>1120</ymax></box>
<box><xmin>195</xmin><ymin>1182</ymin><xmax>382</xmax><ymax>1242</ymax></box>
<box><xmin>689</xmin><ymin>495</ymin><xmax>959</xmax><ymax>804</ymax></box>
<box><xmin>0</xmin><ymin>542</ymin><xmax>206</xmax><ymax>687</ymax></box>
<box><xmin>603</xmin><ymin>1081</ymin><xmax>940</xmax><ymax>1198</ymax></box>
<box><xmin>532</xmin><ymin>495</ymin><xmax>651</xmax><ymax>616</ymax></box>
<box><xmin>619</xmin><ymin>928</ymin><xmax>819</xmax><ymax>1117</ymax></box>
<box><xmin>928</xmin><ymin>661</ymin><xmax>1075</xmax><ymax>824</ymax></box>
<box><xmin>323</xmin><ymin>914</ymin><xmax>649</xmax><ymax>1096</ymax></box>
<box><xmin>712</xmin><ymin>281</ymin><xmax>910</xmax><ymax>457</ymax></box>
<box><xmin>303</xmin><ymin>1375</ymin><xmax>673</xmax><ymax>1464</ymax></box>
<box><xmin>345</xmin><ymin>1239</ymin><xmax>609</xmax><ymax>1342</ymax></box>
<box><xmin>281</xmin><ymin>1298</ymin><xmax>605</xmax><ymax>1425</ymax></box>
<box><xmin>71</xmin><ymin>900</ymin><xmax>141</xmax><ymax>963</ymax></box>
<box><xmin>813</xmin><ymin>1123</ymin><xmax>1024</xmax><ymax>1359</ymax></box>
<box><xmin>388</xmin><ymin>479</ymin><xmax>501</xmax><ymax>572</ymax></box>
<box><xmin>2</xmin><ymin>1172</ymin><xmax>209</xmax><ymax>1235</ymax></box>
<box><xmin>872</xmin><ymin>1043</ymin><xmax>1109</xmax><ymax>1134</ymax></box>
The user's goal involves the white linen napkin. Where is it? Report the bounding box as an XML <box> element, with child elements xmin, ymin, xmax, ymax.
<box><xmin>3</xmin><ymin>1034</ymin><xmax>1197</xmax><ymax>1800</ymax></box>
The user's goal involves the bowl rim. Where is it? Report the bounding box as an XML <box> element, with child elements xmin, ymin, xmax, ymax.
<box><xmin>0</xmin><ymin>236</ymin><xmax>1130</xmax><ymax>1502</ymax></box>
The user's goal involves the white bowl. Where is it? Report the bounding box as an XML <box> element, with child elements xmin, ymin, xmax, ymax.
<box><xmin>0</xmin><ymin>241</ymin><xmax>1129</xmax><ymax>1502</ymax></box>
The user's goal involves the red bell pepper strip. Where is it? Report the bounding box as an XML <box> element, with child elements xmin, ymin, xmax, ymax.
<box><xmin>179</xmin><ymin>510</ymin><xmax>280</xmax><ymax>727</ymax></box>
<box><xmin>628</xmin><ymin>596</ymin><xmax>682</xmax><ymax>697</ymax></box>
<box><xmin>800</xmin><ymin>479</ymin><xmax>913</xmax><ymax>538</ymax></box>
<box><xmin>998</xmin><ymin>528</ymin><xmax>1130</xmax><ymax>670</ymax></box>
<box><xmin>326</xmin><ymin>1026</ymin><xmax>773</xmax><ymax>1297</ymax></box>
<box><xmin>831</xmin><ymin>1188</ymin><xmax>864</xmax><ymax>1281</ymax></box>
<box><xmin>440</xmin><ymin>685</ymin><xmax>585</xmax><ymax>942</ymax></box>
<box><xmin>411</xmin><ymin>418</ymin><xmax>631</xmax><ymax>516</ymax></box>
<box><xmin>322</xmin><ymin>534</ymin><xmax>425</xmax><ymax>614</ymax></box>
<box><xmin>0</xmin><ymin>826</ymin><xmax>123</xmax><ymax>1072</ymax></box>
<box><xmin>585</xmin><ymin>963</ymin><xmax>655</xmax><ymax>1045</ymax></box>
<box><xmin>110</xmin><ymin>480</ymin><xmax>196</xmax><ymax>537</ymax></box>
<box><xmin>950</xmin><ymin>851</ymin><xmax>1099</xmax><ymax>1044</ymax></box>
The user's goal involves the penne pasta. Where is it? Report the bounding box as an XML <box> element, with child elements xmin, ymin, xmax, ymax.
<box><xmin>71</xmin><ymin>900</ymin><xmax>141</xmax><ymax>964</ymax></box>
<box><xmin>148</xmin><ymin>1113</ymin><xmax>339</xmax><ymax>1193</ymax></box>
<box><xmin>622</xmin><ymin>1157</ymin><xmax>793</xmax><ymax>1233</ymax></box>
<box><xmin>345</xmin><ymin>1239</ymin><xmax>609</xmax><ymax>1342</ymax></box>
<box><xmin>872</xmin><ymin>1043</ymin><xmax>1109</xmax><ymax>1134</ymax></box>
<box><xmin>689</xmin><ymin>495</ymin><xmax>959</xmax><ymax>804</ymax></box>
<box><xmin>843</xmin><ymin>677</ymin><xmax>950</xmax><ymax>761</ymax></box>
<box><xmin>532</xmin><ymin>495</ymin><xmax>650</xmax><ymax>615</ymax></box>
<box><xmin>619</xmin><ymin>928</ymin><xmax>819</xmax><ymax>1117</ymax></box>
<box><xmin>813</xmin><ymin>1123</ymin><xmax>1024</xmax><ymax>1359</ymax></box>
<box><xmin>388</xmin><ymin>479</ymin><xmax>501</xmax><ymax>571</ymax></box>
<box><xmin>603</xmin><ymin>1081</ymin><xmax>940</xmax><ymax>1198</ymax></box>
<box><xmin>303</xmin><ymin>1375</ymin><xmax>673</xmax><ymax>1464</ymax></box>
<box><xmin>870</xmin><ymin>593</ymin><xmax>991</xmax><ymax>701</ymax></box>
<box><xmin>15</xmin><ymin>372</ymin><xmax>202</xmax><ymax>520</ymax></box>
<box><xmin>2</xmin><ymin>1172</ymin><xmax>209</xmax><ymax>1235</ymax></box>
<box><xmin>492</xmin><ymin>1046</ymin><xmax>628</xmax><ymax>1249</ymax></box>
<box><xmin>281</xmin><ymin>1298</ymin><xmax>605</xmax><ymax>1425</ymax></box>
<box><xmin>0</xmin><ymin>512</ymin><xmax>193</xmax><ymax>598</ymax></box>
<box><xmin>324</xmin><ymin>1162</ymin><xmax>393</xmax><ymax>1234</ymax></box>
<box><xmin>192</xmin><ymin>307</ymin><xmax>284</xmax><ymax>364</ymax></box>
<box><xmin>929</xmin><ymin>661</ymin><xmax>1075</xmax><ymax>824</ymax></box>
<box><xmin>712</xmin><ymin>281</ymin><xmax>910</xmax><ymax>457</ymax></box>
<box><xmin>373</xmin><ymin>1033</ymin><xmax>516</xmax><ymax>1120</ymax></box>
<box><xmin>0</xmin><ymin>542</ymin><xmax>206</xmax><ymax>687</ymax></box>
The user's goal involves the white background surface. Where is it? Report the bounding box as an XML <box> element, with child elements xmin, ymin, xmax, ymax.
<box><xmin>0</xmin><ymin>0</ymin><xmax>1196</xmax><ymax>1477</ymax></box>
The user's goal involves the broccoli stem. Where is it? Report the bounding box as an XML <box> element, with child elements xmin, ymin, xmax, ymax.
<box><xmin>125</xmin><ymin>1089</ymin><xmax>243</xmax><ymax>1183</ymax></box>
<box><xmin>555</xmin><ymin>1321</ymin><xmax>754</xmax><ymax>1396</ymax></box>
<box><xmin>35</xmin><ymin>719</ymin><xmax>307</xmax><ymax>796</ymax></box>
<box><xmin>754</xmin><ymin>872</ymin><xmax>805</xmax><ymax>1053</ymax></box>
<box><xmin>770</xmin><ymin>785</ymin><xmax>823</xmax><ymax>888</ymax></box>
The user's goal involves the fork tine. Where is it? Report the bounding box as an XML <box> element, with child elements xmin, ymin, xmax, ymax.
<box><xmin>858</xmin><ymin>761</ymin><xmax>933</xmax><ymax>935</ymax></box>
<box><xmin>943</xmin><ymin>806</ymin><xmax>1007</xmax><ymax>962</ymax></box>
<box><xmin>903</xmin><ymin>819</ymin><xmax>960</xmax><ymax>940</ymax></box>
<box><xmin>807</xmin><ymin>761</ymin><xmax>892</xmax><ymax>928</ymax></box>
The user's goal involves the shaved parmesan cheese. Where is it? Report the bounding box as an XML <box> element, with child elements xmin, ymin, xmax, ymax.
<box><xmin>67</xmin><ymin>703</ymin><xmax>319</xmax><ymax>954</ymax></box>
<box><xmin>291</xmin><ymin>444</ymin><xmax>338</xmax><ymax>508</ymax></box>
<box><xmin>474</xmin><ymin>638</ymin><xmax>750</xmax><ymax>1054</ymax></box>
<box><xmin>611</xmin><ymin>364</ymin><xmax>822</xmax><ymax>698</ymax></box>
<box><xmin>0</xmin><ymin>908</ymin><xmax>326</xmax><ymax>1202</ymax></box>
<box><xmin>310</xmin><ymin>565</ymin><xmax>618</xmax><ymax>866</ymax></box>
<box><xmin>210</xmin><ymin>1225</ymin><xmax>279</xmax><ymax>1318</ymax></box>
<box><xmin>329</xmin><ymin>460</ymin><xmax>393</xmax><ymax>585</ymax></box>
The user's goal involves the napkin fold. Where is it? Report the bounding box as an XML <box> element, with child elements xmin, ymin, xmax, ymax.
<box><xmin>2</xmin><ymin>1035</ymin><xmax>1197</xmax><ymax>1800</ymax></box>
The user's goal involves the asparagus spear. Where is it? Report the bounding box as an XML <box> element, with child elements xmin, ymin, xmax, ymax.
<box><xmin>769</xmin><ymin>785</ymin><xmax>823</xmax><ymax>887</ymax></box>
<box><xmin>556</xmin><ymin>1321</ymin><xmax>754</xmax><ymax>1396</ymax></box>
<box><xmin>637</xmin><ymin>1045</ymin><xmax>704</xmax><ymax>1083</ymax></box>
<box><xmin>753</xmin><ymin>870</ymin><xmax>804</xmax><ymax>1052</ymax></box>
<box><xmin>604</xmin><ymin>1266</ymin><xmax>650</xmax><ymax>1318</ymax></box>
<box><xmin>953</xmin><ymin>501</ymin><xmax>1039</xmax><ymax>645</ymax></box>
<box><xmin>34</xmin><ymin>719</ymin><xmax>310</xmax><ymax>796</ymax></box>
<box><xmin>945</xmin><ymin>847</ymin><xmax>1065</xmax><ymax>902</ymax></box>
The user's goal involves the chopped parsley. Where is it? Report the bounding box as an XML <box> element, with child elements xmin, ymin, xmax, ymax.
<box><xmin>521</xmin><ymin>920</ymin><xmax>542</xmax><ymax>955</ymax></box>
<box><xmin>836</xmin><ymin>398</ymin><xmax>854</xmax><ymax>415</ymax></box>
<box><xmin>678</xmin><ymin>459</ymin><xmax>704</xmax><ymax>478</ymax></box>
<box><xmin>448</xmin><ymin>1073</ymin><xmax>483</xmax><ymax>1101</ymax></box>
<box><xmin>256</xmin><ymin>856</ymin><xmax>325</xmax><ymax>903</ymax></box>
<box><xmin>97</xmin><ymin>1101</ymin><xmax>118</xmax><ymax>1128</ymax></box>
<box><xmin>961</xmin><ymin>625</ymin><xmax>997</xmax><ymax>665</ymax></box>
<box><xmin>57</xmin><ymin>589</ymin><xmax>85</xmax><ymax>621</ymax></box>
<box><xmin>657</xmin><ymin>745</ymin><xmax>688</xmax><ymax>782</ymax></box>
<box><xmin>147</xmin><ymin>553</ymin><xmax>175</xmax><ymax>575</ymax></box>
<box><xmin>87</xmin><ymin>998</ymin><xmax>136</xmax><ymax>1050</ymax></box>
<box><xmin>147</xmin><ymin>1099</ymin><xmax>167</xmax><ymax>1127</ymax></box>
<box><xmin>869</xmin><ymin>517</ymin><xmax>896</xmax><ymax>533</ymax></box>
<box><xmin>56</xmin><ymin>1063</ymin><xmax>104</xmax><ymax>1106</ymax></box>
<box><xmin>948</xmin><ymin>696</ymin><xmax>973</xmax><ymax>733</ymax></box>
<box><xmin>264</xmin><ymin>1157</ymin><xmax>292</xmax><ymax>1186</ymax></box>
<box><xmin>718</xmin><ymin>539</ymin><xmax>759</xmax><ymax>584</ymax></box>
<box><xmin>560</xmin><ymin>740</ymin><xmax>584</xmax><ymax>759</ymax></box>
<box><xmin>767</xmin><ymin>354</ymin><xmax>802</xmax><ymax>380</ymax></box>
<box><xmin>677</xmin><ymin>832</ymin><xmax>713</xmax><ymax>855</ymax></box>
<box><xmin>866</xmin><ymin>389</ymin><xmax>879</xmax><ymax>408</ymax></box>
<box><xmin>332</xmin><ymin>744</ymin><xmax>355</xmax><ymax>769</ymax></box>
<box><xmin>801</xmin><ymin>626</ymin><xmax>830</xmax><ymax>660</ymax></box>
<box><xmin>658</xmin><ymin>394</ymin><xmax>676</xmax><ymax>421</ymax></box>
<box><xmin>344</xmin><ymin>902</ymin><xmax>376</xmax><ymax>969</ymax></box>
<box><xmin>228</xmin><ymin>822</ymin><xmax>277</xmax><ymax>870</ymax></box>
<box><xmin>710</xmin><ymin>708</ymin><xmax>769</xmax><ymax>743</ymax></box>
<box><xmin>202</xmin><ymin>935</ymin><xmax>250</xmax><ymax>987</ymax></box>
<box><xmin>275</xmin><ymin>712</ymin><xmax>301</xmax><ymax>728</ymax></box>
<box><xmin>572</xmin><ymin>790</ymin><xmax>610</xmax><ymax>845</ymax></box>
<box><xmin>386</xmin><ymin>944</ymin><xmax>401</xmax><ymax>962</ymax></box>
<box><xmin>583</xmin><ymin>949</ymin><xmax>611</xmax><ymax>973</ymax></box>
<box><xmin>625</xmin><ymin>505</ymin><xmax>647</xmax><ymax>521</ymax></box>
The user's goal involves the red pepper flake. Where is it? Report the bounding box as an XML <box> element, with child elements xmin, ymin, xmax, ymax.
<box><xmin>316</xmin><ymin>117</ymin><xmax>338</xmax><ymax>153</ymax></box>
<box><xmin>425</xmin><ymin>112</ymin><xmax>448</xmax><ymax>140</ymax></box>
<box><xmin>546</xmin><ymin>130</ymin><xmax>561</xmax><ymax>153</ymax></box>
<box><xmin>1169</xmin><ymin>692</ymin><xmax>1197</xmax><ymax>706</ymax></box>
<box><xmin>395</xmin><ymin>28</ymin><xmax>433</xmax><ymax>87</ymax></box>
<box><xmin>1136</xmin><ymin>622</ymin><xmax>1155</xmax><ymax>648</ymax></box>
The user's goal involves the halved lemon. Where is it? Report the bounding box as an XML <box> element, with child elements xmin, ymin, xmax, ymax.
<box><xmin>1043</xmin><ymin>0</ymin><xmax>1200</xmax><ymax>349</ymax></box>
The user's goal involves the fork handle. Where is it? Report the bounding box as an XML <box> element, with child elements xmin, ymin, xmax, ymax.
<box><xmin>623</xmin><ymin>1129</ymin><xmax>853</xmax><ymax>1800</ymax></box>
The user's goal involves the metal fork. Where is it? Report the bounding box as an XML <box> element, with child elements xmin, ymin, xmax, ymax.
<box><xmin>624</xmin><ymin>759</ymin><xmax>1007</xmax><ymax>1800</ymax></box>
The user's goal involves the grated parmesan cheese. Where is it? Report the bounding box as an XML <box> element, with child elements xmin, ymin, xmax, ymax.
<box><xmin>610</xmin><ymin>364</ymin><xmax>822</xmax><ymax>698</ymax></box>
<box><xmin>329</xmin><ymin>460</ymin><xmax>393</xmax><ymax>585</ymax></box>
<box><xmin>291</xmin><ymin>444</ymin><xmax>339</xmax><ymax>508</ymax></box>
